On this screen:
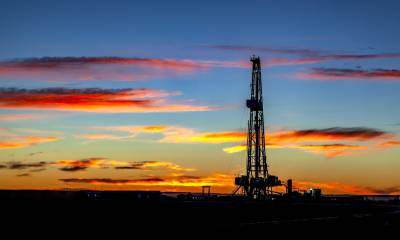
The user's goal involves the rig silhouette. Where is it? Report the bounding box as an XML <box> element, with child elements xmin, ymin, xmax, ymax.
<box><xmin>234</xmin><ymin>56</ymin><xmax>282</xmax><ymax>199</ymax></box>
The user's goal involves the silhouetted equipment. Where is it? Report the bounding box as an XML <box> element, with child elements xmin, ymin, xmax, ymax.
<box><xmin>202</xmin><ymin>186</ymin><xmax>211</xmax><ymax>197</ymax></box>
<box><xmin>305</xmin><ymin>188</ymin><xmax>322</xmax><ymax>199</ymax></box>
<box><xmin>287</xmin><ymin>179</ymin><xmax>293</xmax><ymax>196</ymax></box>
<box><xmin>234</xmin><ymin>56</ymin><xmax>281</xmax><ymax>199</ymax></box>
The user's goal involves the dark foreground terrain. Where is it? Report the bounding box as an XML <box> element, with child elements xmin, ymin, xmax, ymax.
<box><xmin>1</xmin><ymin>190</ymin><xmax>399</xmax><ymax>236</ymax></box>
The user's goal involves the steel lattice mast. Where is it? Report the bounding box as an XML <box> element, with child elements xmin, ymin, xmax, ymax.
<box><xmin>234</xmin><ymin>56</ymin><xmax>280</xmax><ymax>199</ymax></box>
<box><xmin>246</xmin><ymin>56</ymin><xmax>268</xmax><ymax>195</ymax></box>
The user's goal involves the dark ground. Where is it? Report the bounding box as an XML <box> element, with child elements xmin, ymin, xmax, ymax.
<box><xmin>2</xmin><ymin>197</ymin><xmax>400</xmax><ymax>237</ymax></box>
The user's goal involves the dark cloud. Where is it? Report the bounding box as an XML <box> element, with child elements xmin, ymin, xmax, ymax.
<box><xmin>367</xmin><ymin>186</ymin><xmax>400</xmax><ymax>195</ymax></box>
<box><xmin>57</xmin><ymin>157</ymin><xmax>107</xmax><ymax>172</ymax></box>
<box><xmin>59</xmin><ymin>166</ymin><xmax>88</xmax><ymax>172</ymax></box>
<box><xmin>4</xmin><ymin>161</ymin><xmax>48</xmax><ymax>170</ymax></box>
<box><xmin>28</xmin><ymin>151</ymin><xmax>44</xmax><ymax>157</ymax></box>
<box><xmin>58</xmin><ymin>175</ymin><xmax>226</xmax><ymax>186</ymax></box>
<box><xmin>0</xmin><ymin>56</ymin><xmax>204</xmax><ymax>72</ymax></box>
<box><xmin>59</xmin><ymin>178</ymin><xmax>165</xmax><ymax>184</ymax></box>
<box><xmin>0</xmin><ymin>56</ymin><xmax>222</xmax><ymax>82</ymax></box>
<box><xmin>294</xmin><ymin>127</ymin><xmax>387</xmax><ymax>140</ymax></box>
<box><xmin>269</xmin><ymin>127</ymin><xmax>388</xmax><ymax>142</ymax></box>
<box><xmin>0</xmin><ymin>161</ymin><xmax>48</xmax><ymax>177</ymax></box>
<box><xmin>314</xmin><ymin>53</ymin><xmax>400</xmax><ymax>61</ymax></box>
<box><xmin>57</xmin><ymin>159</ymin><xmax>192</xmax><ymax>172</ymax></box>
<box><xmin>29</xmin><ymin>168</ymin><xmax>47</xmax><ymax>173</ymax></box>
<box><xmin>114</xmin><ymin>161</ymin><xmax>157</xmax><ymax>170</ymax></box>
<box><xmin>202</xmin><ymin>44</ymin><xmax>320</xmax><ymax>55</ymax></box>
<box><xmin>174</xmin><ymin>175</ymin><xmax>201</xmax><ymax>182</ymax></box>
<box><xmin>114</xmin><ymin>166</ymin><xmax>141</xmax><ymax>170</ymax></box>
<box><xmin>298</xmin><ymin>68</ymin><xmax>400</xmax><ymax>80</ymax></box>
<box><xmin>267</xmin><ymin>53</ymin><xmax>400</xmax><ymax>67</ymax></box>
<box><xmin>16</xmin><ymin>173</ymin><xmax>31</xmax><ymax>177</ymax></box>
<box><xmin>202</xmin><ymin>45</ymin><xmax>400</xmax><ymax>67</ymax></box>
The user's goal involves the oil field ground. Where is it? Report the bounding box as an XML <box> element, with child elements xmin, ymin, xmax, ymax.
<box><xmin>2</xmin><ymin>191</ymin><xmax>400</xmax><ymax>236</ymax></box>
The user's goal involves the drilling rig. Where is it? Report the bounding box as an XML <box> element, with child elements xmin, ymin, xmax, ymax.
<box><xmin>234</xmin><ymin>56</ymin><xmax>281</xmax><ymax>199</ymax></box>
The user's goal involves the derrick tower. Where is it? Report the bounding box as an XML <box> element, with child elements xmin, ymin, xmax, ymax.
<box><xmin>234</xmin><ymin>56</ymin><xmax>281</xmax><ymax>199</ymax></box>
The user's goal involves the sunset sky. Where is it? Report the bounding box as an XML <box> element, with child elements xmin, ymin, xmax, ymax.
<box><xmin>1</xmin><ymin>0</ymin><xmax>400</xmax><ymax>194</ymax></box>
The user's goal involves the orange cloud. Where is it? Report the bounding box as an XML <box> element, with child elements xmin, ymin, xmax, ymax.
<box><xmin>161</xmin><ymin>130</ymin><xmax>246</xmax><ymax>144</ymax></box>
<box><xmin>224</xmin><ymin>143</ymin><xmax>364</xmax><ymax>159</ymax></box>
<box><xmin>76</xmin><ymin>134</ymin><xmax>128</xmax><ymax>141</ymax></box>
<box><xmin>77</xmin><ymin>125</ymin><xmax>172</xmax><ymax>144</ymax></box>
<box><xmin>295</xmin><ymin>144</ymin><xmax>365</xmax><ymax>159</ymax></box>
<box><xmin>114</xmin><ymin>161</ymin><xmax>194</xmax><ymax>172</ymax></box>
<box><xmin>56</xmin><ymin>158</ymin><xmax>112</xmax><ymax>171</ymax></box>
<box><xmin>98</xmin><ymin>125</ymin><xmax>172</xmax><ymax>134</ymax></box>
<box><xmin>89</xmin><ymin>125</ymin><xmax>392</xmax><ymax>158</ymax></box>
<box><xmin>378</xmin><ymin>140</ymin><xmax>400</xmax><ymax>149</ymax></box>
<box><xmin>136</xmin><ymin>161</ymin><xmax>194</xmax><ymax>171</ymax></box>
<box><xmin>194</xmin><ymin>132</ymin><xmax>246</xmax><ymax>143</ymax></box>
<box><xmin>223</xmin><ymin>143</ymin><xmax>285</xmax><ymax>154</ymax></box>
<box><xmin>0</xmin><ymin>88</ymin><xmax>213</xmax><ymax>113</ymax></box>
<box><xmin>142</xmin><ymin>125</ymin><xmax>170</xmax><ymax>132</ymax></box>
<box><xmin>181</xmin><ymin>127</ymin><xmax>388</xmax><ymax>145</ymax></box>
<box><xmin>88</xmin><ymin>125</ymin><xmax>176</xmax><ymax>141</ymax></box>
<box><xmin>223</xmin><ymin>144</ymin><xmax>247</xmax><ymax>153</ymax></box>
<box><xmin>0</xmin><ymin>136</ymin><xmax>62</xmax><ymax>149</ymax></box>
<box><xmin>95</xmin><ymin>125</ymin><xmax>246</xmax><ymax>144</ymax></box>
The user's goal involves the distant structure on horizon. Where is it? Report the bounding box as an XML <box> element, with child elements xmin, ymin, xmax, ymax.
<box><xmin>234</xmin><ymin>56</ymin><xmax>281</xmax><ymax>199</ymax></box>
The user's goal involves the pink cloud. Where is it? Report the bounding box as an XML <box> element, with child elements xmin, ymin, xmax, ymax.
<box><xmin>0</xmin><ymin>57</ymin><xmax>248</xmax><ymax>81</ymax></box>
